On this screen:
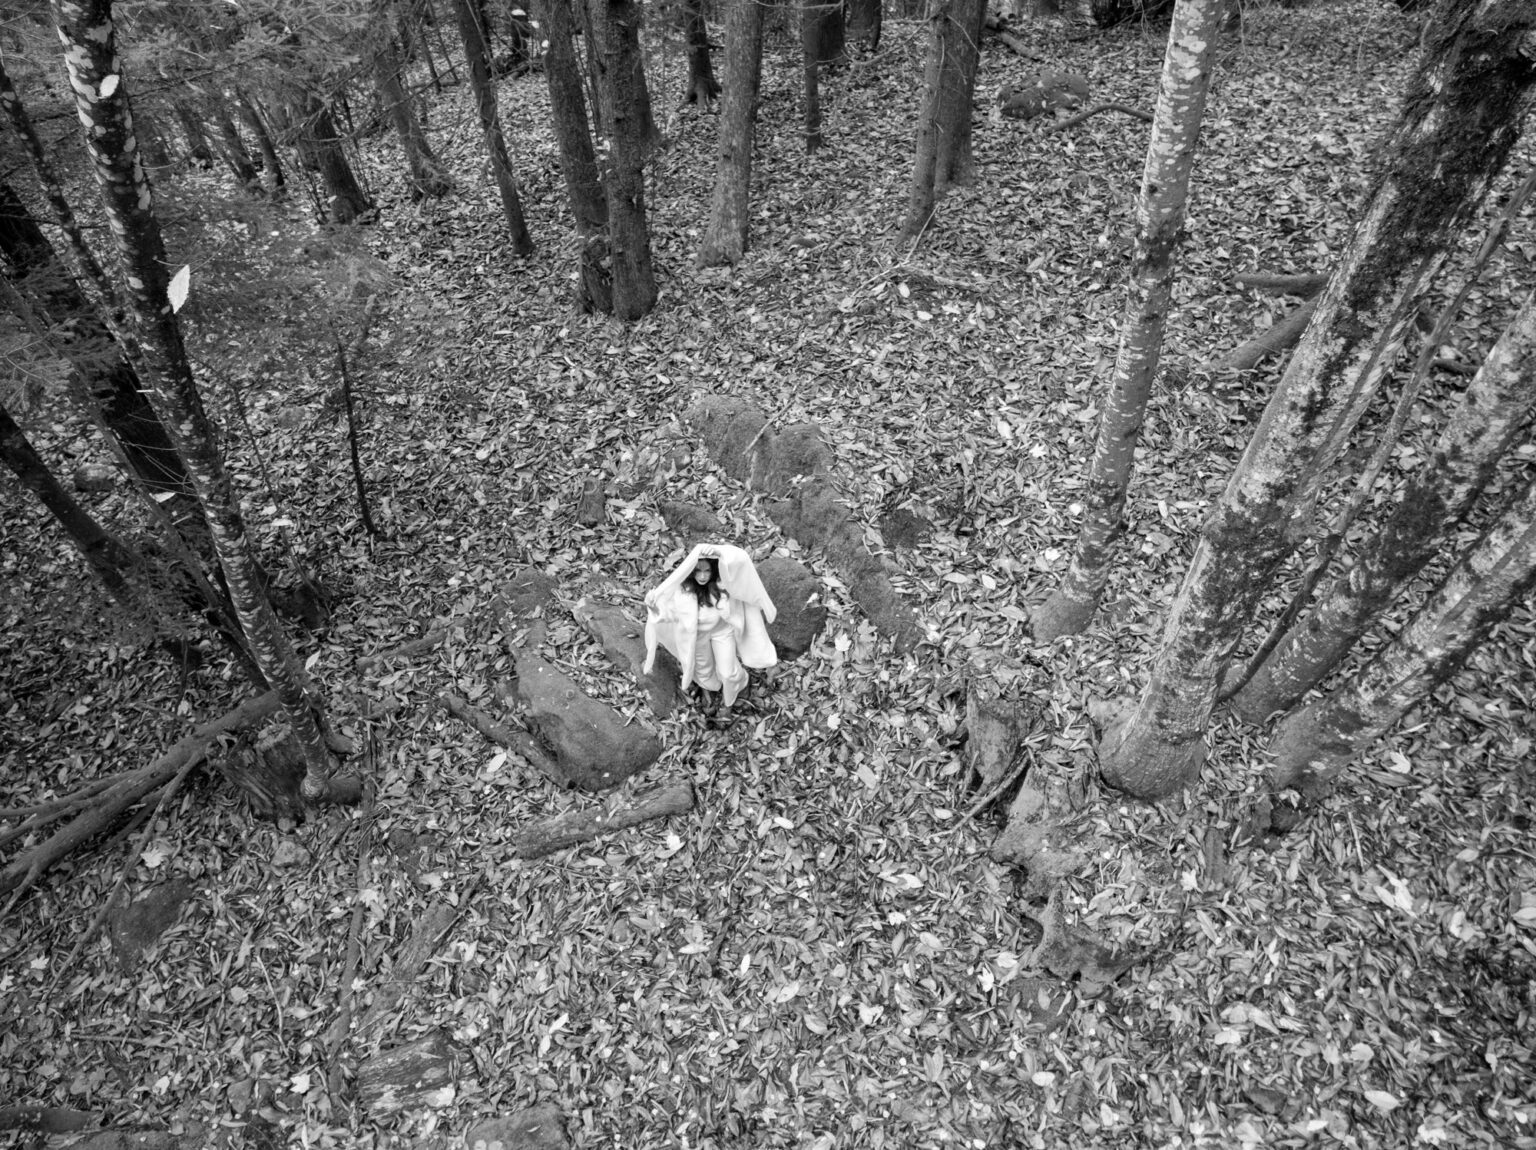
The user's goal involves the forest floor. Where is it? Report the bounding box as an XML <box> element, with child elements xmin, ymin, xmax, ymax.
<box><xmin>3</xmin><ymin>3</ymin><xmax>1536</xmax><ymax>1148</ymax></box>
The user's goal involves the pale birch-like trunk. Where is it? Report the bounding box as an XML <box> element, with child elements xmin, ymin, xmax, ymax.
<box><xmin>1098</xmin><ymin>0</ymin><xmax>1536</xmax><ymax>799</ymax></box>
<box><xmin>50</xmin><ymin>0</ymin><xmax>337</xmax><ymax>800</ymax></box>
<box><xmin>1233</xmin><ymin>290</ymin><xmax>1536</xmax><ymax>723</ymax></box>
<box><xmin>454</xmin><ymin>0</ymin><xmax>535</xmax><ymax>255</ymax></box>
<box><xmin>900</xmin><ymin>0</ymin><xmax>989</xmax><ymax>244</ymax></box>
<box><xmin>1031</xmin><ymin>0</ymin><xmax>1220</xmax><ymax>640</ymax></box>
<box><xmin>1266</xmin><ymin>473</ymin><xmax>1536</xmax><ymax>801</ymax></box>
<box><xmin>698</xmin><ymin>0</ymin><xmax>765</xmax><ymax>267</ymax></box>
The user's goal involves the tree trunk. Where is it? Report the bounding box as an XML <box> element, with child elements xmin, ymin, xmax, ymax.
<box><xmin>299</xmin><ymin>92</ymin><xmax>373</xmax><ymax>224</ymax></box>
<box><xmin>0</xmin><ymin>401</ymin><xmax>150</xmax><ymax>620</ymax></box>
<box><xmin>135</xmin><ymin>106</ymin><xmax>172</xmax><ymax>169</ymax></box>
<box><xmin>210</xmin><ymin>102</ymin><xmax>261</xmax><ymax>190</ymax></box>
<box><xmin>1232</xmin><ymin>289</ymin><xmax>1536</xmax><ymax>723</ymax></box>
<box><xmin>1031</xmin><ymin>0</ymin><xmax>1221</xmax><ymax>638</ymax></box>
<box><xmin>586</xmin><ymin>0</ymin><xmax>659</xmax><ymax>318</ymax></box>
<box><xmin>801</xmin><ymin>0</ymin><xmax>824</xmax><ymax>153</ymax></box>
<box><xmin>538</xmin><ymin>0</ymin><xmax>607</xmax><ymax>234</ymax></box>
<box><xmin>51</xmin><ymin>0</ymin><xmax>339</xmax><ymax>801</ymax></box>
<box><xmin>682</xmin><ymin>0</ymin><xmax>721</xmax><ymax>104</ymax></box>
<box><xmin>0</xmin><ymin>179</ymin><xmax>190</xmax><ymax>500</ymax></box>
<box><xmin>171</xmin><ymin>100</ymin><xmax>213</xmax><ymax>166</ymax></box>
<box><xmin>807</xmin><ymin>0</ymin><xmax>846</xmax><ymax>65</ymax></box>
<box><xmin>698</xmin><ymin>0</ymin><xmax>765</xmax><ymax>266</ymax></box>
<box><xmin>1097</xmin><ymin>0</ymin><xmax>1536</xmax><ymax>799</ymax></box>
<box><xmin>234</xmin><ymin>90</ymin><xmax>286</xmax><ymax>196</ymax></box>
<box><xmin>848</xmin><ymin>0</ymin><xmax>883</xmax><ymax>50</ymax></box>
<box><xmin>899</xmin><ymin>0</ymin><xmax>990</xmax><ymax>243</ymax></box>
<box><xmin>454</xmin><ymin>0</ymin><xmax>536</xmax><ymax>255</ymax></box>
<box><xmin>1266</xmin><ymin>472</ymin><xmax>1536</xmax><ymax>802</ymax></box>
<box><xmin>375</xmin><ymin>22</ymin><xmax>451</xmax><ymax>199</ymax></box>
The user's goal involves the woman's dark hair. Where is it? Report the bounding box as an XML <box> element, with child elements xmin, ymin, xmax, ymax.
<box><xmin>682</xmin><ymin>556</ymin><xmax>722</xmax><ymax>607</ymax></box>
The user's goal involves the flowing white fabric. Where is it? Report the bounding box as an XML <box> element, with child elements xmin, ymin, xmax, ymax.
<box><xmin>642</xmin><ymin>543</ymin><xmax>777</xmax><ymax>694</ymax></box>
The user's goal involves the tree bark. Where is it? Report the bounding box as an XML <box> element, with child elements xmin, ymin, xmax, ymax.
<box><xmin>585</xmin><ymin>0</ymin><xmax>658</xmax><ymax>318</ymax></box>
<box><xmin>0</xmin><ymin>179</ymin><xmax>191</xmax><ymax>501</ymax></box>
<box><xmin>210</xmin><ymin>100</ymin><xmax>261</xmax><ymax>190</ymax></box>
<box><xmin>298</xmin><ymin>92</ymin><xmax>373</xmax><ymax>223</ymax></box>
<box><xmin>537</xmin><ymin>0</ymin><xmax>608</xmax><ymax>234</ymax></box>
<box><xmin>454</xmin><ymin>0</ymin><xmax>536</xmax><ymax>255</ymax></box>
<box><xmin>802</xmin><ymin>0</ymin><xmax>824</xmax><ymax>153</ymax></box>
<box><xmin>374</xmin><ymin>20</ymin><xmax>451</xmax><ymax>199</ymax></box>
<box><xmin>171</xmin><ymin>99</ymin><xmax>213</xmax><ymax>166</ymax></box>
<box><xmin>698</xmin><ymin>0</ymin><xmax>765</xmax><ymax>266</ymax></box>
<box><xmin>50</xmin><ymin>0</ymin><xmax>339</xmax><ymax>801</ymax></box>
<box><xmin>682</xmin><ymin>0</ymin><xmax>721</xmax><ymax>105</ymax></box>
<box><xmin>900</xmin><ymin>0</ymin><xmax>989</xmax><ymax>243</ymax></box>
<box><xmin>1031</xmin><ymin>0</ymin><xmax>1221</xmax><ymax>640</ymax></box>
<box><xmin>0</xmin><ymin>401</ymin><xmax>150</xmax><ymax>619</ymax></box>
<box><xmin>806</xmin><ymin>0</ymin><xmax>846</xmax><ymax>65</ymax></box>
<box><xmin>234</xmin><ymin>90</ymin><xmax>286</xmax><ymax>197</ymax></box>
<box><xmin>1097</xmin><ymin>0</ymin><xmax>1536</xmax><ymax>799</ymax></box>
<box><xmin>1233</xmin><ymin>290</ymin><xmax>1536</xmax><ymax>722</ymax></box>
<box><xmin>1266</xmin><ymin>472</ymin><xmax>1536</xmax><ymax>801</ymax></box>
<box><xmin>848</xmin><ymin>0</ymin><xmax>883</xmax><ymax>50</ymax></box>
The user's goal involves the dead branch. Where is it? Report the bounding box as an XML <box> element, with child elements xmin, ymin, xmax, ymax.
<box><xmin>355</xmin><ymin>899</ymin><xmax>465</xmax><ymax>1053</ymax></box>
<box><xmin>511</xmin><ymin>780</ymin><xmax>695</xmax><ymax>859</ymax></box>
<box><xmin>0</xmin><ymin>691</ymin><xmax>280</xmax><ymax>902</ymax></box>
<box><xmin>1201</xmin><ymin>297</ymin><xmax>1319</xmax><ymax>374</ymax></box>
<box><xmin>983</xmin><ymin>17</ymin><xmax>1045</xmax><ymax>60</ymax></box>
<box><xmin>1232</xmin><ymin>271</ymin><xmax>1329</xmax><ymax>296</ymax></box>
<box><xmin>356</xmin><ymin>628</ymin><xmax>447</xmax><ymax>672</ymax></box>
<box><xmin>440</xmin><ymin>691</ymin><xmax>563</xmax><ymax>785</ymax></box>
<box><xmin>324</xmin><ymin>737</ymin><xmax>378</xmax><ymax>1111</ymax></box>
<box><xmin>1046</xmin><ymin>102</ymin><xmax>1153</xmax><ymax>132</ymax></box>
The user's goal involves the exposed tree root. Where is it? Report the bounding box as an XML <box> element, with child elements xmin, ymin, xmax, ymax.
<box><xmin>440</xmin><ymin>690</ymin><xmax>564</xmax><ymax>785</ymax></box>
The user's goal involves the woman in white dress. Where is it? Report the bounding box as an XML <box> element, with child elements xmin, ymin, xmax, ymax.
<box><xmin>643</xmin><ymin>543</ymin><xmax>777</xmax><ymax>726</ymax></box>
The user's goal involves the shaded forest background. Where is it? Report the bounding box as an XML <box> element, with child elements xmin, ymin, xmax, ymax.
<box><xmin>2</xmin><ymin>0</ymin><xmax>1535</xmax><ymax>1148</ymax></box>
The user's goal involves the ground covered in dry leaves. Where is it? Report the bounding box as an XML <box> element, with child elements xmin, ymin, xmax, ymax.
<box><xmin>3</xmin><ymin>3</ymin><xmax>1535</xmax><ymax>1148</ymax></box>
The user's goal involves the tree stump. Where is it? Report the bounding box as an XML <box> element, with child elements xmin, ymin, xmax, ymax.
<box><xmin>356</xmin><ymin>1030</ymin><xmax>462</xmax><ymax>1118</ymax></box>
<box><xmin>511</xmin><ymin>652</ymin><xmax>661</xmax><ymax>791</ymax></box>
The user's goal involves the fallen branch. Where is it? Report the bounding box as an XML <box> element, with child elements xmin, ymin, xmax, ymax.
<box><xmin>1232</xmin><ymin>270</ymin><xmax>1329</xmax><ymax>296</ymax></box>
<box><xmin>0</xmin><ymin>691</ymin><xmax>280</xmax><ymax>902</ymax></box>
<box><xmin>440</xmin><ymin>691</ymin><xmax>563</xmax><ymax>785</ymax></box>
<box><xmin>355</xmin><ymin>899</ymin><xmax>465</xmax><ymax>1053</ymax></box>
<box><xmin>511</xmin><ymin>780</ymin><xmax>695</xmax><ymax>859</ymax></box>
<box><xmin>356</xmin><ymin>628</ymin><xmax>447</xmax><ymax>672</ymax></box>
<box><xmin>1202</xmin><ymin>296</ymin><xmax>1319</xmax><ymax>374</ymax></box>
<box><xmin>1046</xmin><ymin>102</ymin><xmax>1153</xmax><ymax>132</ymax></box>
<box><xmin>325</xmin><ymin>737</ymin><xmax>378</xmax><ymax>1111</ymax></box>
<box><xmin>983</xmin><ymin>17</ymin><xmax>1045</xmax><ymax>60</ymax></box>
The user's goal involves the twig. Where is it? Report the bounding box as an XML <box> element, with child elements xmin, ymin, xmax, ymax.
<box><xmin>335</xmin><ymin>331</ymin><xmax>380</xmax><ymax>538</ymax></box>
<box><xmin>950</xmin><ymin>746</ymin><xmax>1033</xmax><ymax>832</ymax></box>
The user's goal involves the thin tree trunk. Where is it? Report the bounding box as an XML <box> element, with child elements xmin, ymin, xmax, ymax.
<box><xmin>802</xmin><ymin>0</ymin><xmax>823</xmax><ymax>153</ymax></box>
<box><xmin>234</xmin><ymin>90</ymin><xmax>286</xmax><ymax>196</ymax></box>
<box><xmin>538</xmin><ymin>0</ymin><xmax>607</xmax><ymax>234</ymax></box>
<box><xmin>0</xmin><ymin>179</ymin><xmax>190</xmax><ymax>500</ymax></box>
<box><xmin>682</xmin><ymin>0</ymin><xmax>721</xmax><ymax>105</ymax></box>
<box><xmin>586</xmin><ymin>0</ymin><xmax>658</xmax><ymax>318</ymax></box>
<box><xmin>0</xmin><ymin>401</ymin><xmax>149</xmax><ymax>618</ymax></box>
<box><xmin>698</xmin><ymin>0</ymin><xmax>765</xmax><ymax>266</ymax></box>
<box><xmin>1233</xmin><ymin>290</ymin><xmax>1536</xmax><ymax>722</ymax></box>
<box><xmin>210</xmin><ymin>101</ymin><xmax>261</xmax><ymax>189</ymax></box>
<box><xmin>51</xmin><ymin>0</ymin><xmax>339</xmax><ymax>801</ymax></box>
<box><xmin>374</xmin><ymin>21</ymin><xmax>452</xmax><ymax>199</ymax></box>
<box><xmin>900</xmin><ymin>0</ymin><xmax>989</xmax><ymax>243</ymax></box>
<box><xmin>454</xmin><ymin>0</ymin><xmax>536</xmax><ymax>255</ymax></box>
<box><xmin>171</xmin><ymin>99</ymin><xmax>214</xmax><ymax>166</ymax></box>
<box><xmin>1032</xmin><ymin>0</ymin><xmax>1221</xmax><ymax>640</ymax></box>
<box><xmin>1097</xmin><ymin>0</ymin><xmax>1536</xmax><ymax>799</ymax></box>
<box><xmin>299</xmin><ymin>93</ymin><xmax>373</xmax><ymax>224</ymax></box>
<box><xmin>1266</xmin><ymin>473</ymin><xmax>1536</xmax><ymax>802</ymax></box>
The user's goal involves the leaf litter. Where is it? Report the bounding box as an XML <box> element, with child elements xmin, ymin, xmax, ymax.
<box><xmin>2</xmin><ymin>4</ymin><xmax>1535</xmax><ymax>1149</ymax></box>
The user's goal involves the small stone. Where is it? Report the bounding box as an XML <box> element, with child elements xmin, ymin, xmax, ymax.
<box><xmin>464</xmin><ymin>1103</ymin><xmax>568</xmax><ymax>1150</ymax></box>
<box><xmin>72</xmin><ymin>463</ymin><xmax>115</xmax><ymax>493</ymax></box>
